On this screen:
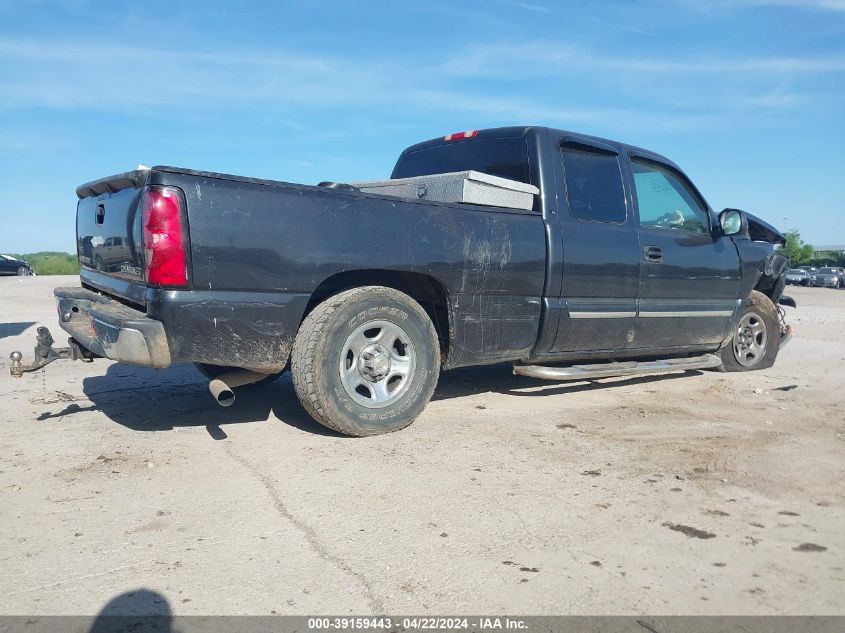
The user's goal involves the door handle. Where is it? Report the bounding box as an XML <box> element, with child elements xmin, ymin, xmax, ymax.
<box><xmin>643</xmin><ymin>245</ymin><xmax>664</xmax><ymax>263</ymax></box>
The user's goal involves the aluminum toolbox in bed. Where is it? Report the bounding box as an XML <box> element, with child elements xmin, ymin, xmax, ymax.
<box><xmin>351</xmin><ymin>170</ymin><xmax>539</xmax><ymax>211</ymax></box>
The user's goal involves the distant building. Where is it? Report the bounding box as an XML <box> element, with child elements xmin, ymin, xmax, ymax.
<box><xmin>813</xmin><ymin>244</ymin><xmax>845</xmax><ymax>259</ymax></box>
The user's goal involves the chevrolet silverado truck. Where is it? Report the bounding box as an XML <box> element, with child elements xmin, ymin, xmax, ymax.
<box><xmin>10</xmin><ymin>126</ymin><xmax>794</xmax><ymax>436</ymax></box>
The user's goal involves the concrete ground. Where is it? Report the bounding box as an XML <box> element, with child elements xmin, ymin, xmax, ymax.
<box><xmin>1</xmin><ymin>276</ymin><xmax>843</xmax><ymax>615</ymax></box>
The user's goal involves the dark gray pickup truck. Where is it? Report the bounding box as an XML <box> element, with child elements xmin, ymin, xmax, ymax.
<box><xmin>10</xmin><ymin>126</ymin><xmax>794</xmax><ymax>436</ymax></box>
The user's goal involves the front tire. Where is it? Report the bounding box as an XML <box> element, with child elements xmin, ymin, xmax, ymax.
<box><xmin>718</xmin><ymin>290</ymin><xmax>780</xmax><ymax>372</ymax></box>
<box><xmin>291</xmin><ymin>286</ymin><xmax>440</xmax><ymax>436</ymax></box>
<box><xmin>17</xmin><ymin>266</ymin><xmax>30</xmax><ymax>276</ymax></box>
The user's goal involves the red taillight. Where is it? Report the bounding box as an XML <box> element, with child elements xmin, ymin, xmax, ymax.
<box><xmin>444</xmin><ymin>130</ymin><xmax>478</xmax><ymax>141</ymax></box>
<box><xmin>142</xmin><ymin>186</ymin><xmax>188</xmax><ymax>288</ymax></box>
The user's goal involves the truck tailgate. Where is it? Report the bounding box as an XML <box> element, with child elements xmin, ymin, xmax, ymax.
<box><xmin>76</xmin><ymin>170</ymin><xmax>149</xmax><ymax>303</ymax></box>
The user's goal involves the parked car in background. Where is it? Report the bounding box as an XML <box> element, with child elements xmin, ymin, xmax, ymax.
<box><xmin>785</xmin><ymin>268</ymin><xmax>811</xmax><ymax>286</ymax></box>
<box><xmin>0</xmin><ymin>254</ymin><xmax>33</xmax><ymax>276</ymax></box>
<box><xmin>811</xmin><ymin>267</ymin><xmax>841</xmax><ymax>288</ymax></box>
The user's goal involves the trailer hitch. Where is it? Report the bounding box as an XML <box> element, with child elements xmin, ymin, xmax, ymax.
<box><xmin>9</xmin><ymin>327</ymin><xmax>94</xmax><ymax>377</ymax></box>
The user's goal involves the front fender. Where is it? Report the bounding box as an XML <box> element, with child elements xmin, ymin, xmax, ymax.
<box><xmin>759</xmin><ymin>251</ymin><xmax>789</xmax><ymax>304</ymax></box>
<box><xmin>732</xmin><ymin>235</ymin><xmax>789</xmax><ymax>304</ymax></box>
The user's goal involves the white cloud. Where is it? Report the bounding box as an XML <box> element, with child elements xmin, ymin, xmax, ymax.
<box><xmin>719</xmin><ymin>0</ymin><xmax>845</xmax><ymax>11</ymax></box>
<box><xmin>440</xmin><ymin>41</ymin><xmax>845</xmax><ymax>78</ymax></box>
<box><xmin>670</xmin><ymin>0</ymin><xmax>845</xmax><ymax>12</ymax></box>
<box><xmin>4</xmin><ymin>37</ymin><xmax>839</xmax><ymax>113</ymax></box>
<box><xmin>0</xmin><ymin>36</ymin><xmax>836</xmax><ymax>137</ymax></box>
<box><xmin>498</xmin><ymin>0</ymin><xmax>553</xmax><ymax>14</ymax></box>
<box><xmin>0</xmin><ymin>39</ymin><xmax>394</xmax><ymax>111</ymax></box>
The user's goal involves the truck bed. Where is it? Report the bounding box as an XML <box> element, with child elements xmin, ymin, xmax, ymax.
<box><xmin>75</xmin><ymin>165</ymin><xmax>547</xmax><ymax>371</ymax></box>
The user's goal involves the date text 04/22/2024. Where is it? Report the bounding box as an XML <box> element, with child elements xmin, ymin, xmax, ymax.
<box><xmin>306</xmin><ymin>617</ymin><xmax>528</xmax><ymax>631</ymax></box>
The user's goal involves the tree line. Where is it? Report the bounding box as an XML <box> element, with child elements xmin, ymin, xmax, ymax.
<box><xmin>10</xmin><ymin>252</ymin><xmax>80</xmax><ymax>275</ymax></box>
<box><xmin>780</xmin><ymin>230</ymin><xmax>844</xmax><ymax>267</ymax></box>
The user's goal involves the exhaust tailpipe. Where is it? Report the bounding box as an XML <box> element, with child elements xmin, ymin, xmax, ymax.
<box><xmin>208</xmin><ymin>369</ymin><xmax>271</xmax><ymax>407</ymax></box>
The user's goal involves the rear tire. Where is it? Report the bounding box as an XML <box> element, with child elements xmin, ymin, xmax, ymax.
<box><xmin>291</xmin><ymin>286</ymin><xmax>440</xmax><ymax>436</ymax></box>
<box><xmin>193</xmin><ymin>363</ymin><xmax>283</xmax><ymax>385</ymax></box>
<box><xmin>718</xmin><ymin>290</ymin><xmax>780</xmax><ymax>372</ymax></box>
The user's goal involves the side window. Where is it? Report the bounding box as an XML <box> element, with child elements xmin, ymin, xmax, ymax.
<box><xmin>561</xmin><ymin>144</ymin><xmax>626</xmax><ymax>223</ymax></box>
<box><xmin>631</xmin><ymin>159</ymin><xmax>709</xmax><ymax>234</ymax></box>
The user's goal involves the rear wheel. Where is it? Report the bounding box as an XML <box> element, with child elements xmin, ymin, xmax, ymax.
<box><xmin>291</xmin><ymin>286</ymin><xmax>440</xmax><ymax>436</ymax></box>
<box><xmin>718</xmin><ymin>290</ymin><xmax>780</xmax><ymax>372</ymax></box>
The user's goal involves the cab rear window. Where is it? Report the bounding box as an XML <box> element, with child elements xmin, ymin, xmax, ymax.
<box><xmin>392</xmin><ymin>137</ymin><xmax>530</xmax><ymax>184</ymax></box>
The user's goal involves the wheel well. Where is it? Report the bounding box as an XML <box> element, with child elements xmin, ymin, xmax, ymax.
<box><xmin>304</xmin><ymin>270</ymin><xmax>451</xmax><ymax>359</ymax></box>
<box><xmin>752</xmin><ymin>252</ymin><xmax>789</xmax><ymax>304</ymax></box>
<box><xmin>753</xmin><ymin>271</ymin><xmax>786</xmax><ymax>304</ymax></box>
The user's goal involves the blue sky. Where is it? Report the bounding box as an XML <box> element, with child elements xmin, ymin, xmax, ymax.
<box><xmin>1</xmin><ymin>0</ymin><xmax>843</xmax><ymax>252</ymax></box>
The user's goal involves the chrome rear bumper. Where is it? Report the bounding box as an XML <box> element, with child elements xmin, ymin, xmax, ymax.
<box><xmin>54</xmin><ymin>287</ymin><xmax>171</xmax><ymax>367</ymax></box>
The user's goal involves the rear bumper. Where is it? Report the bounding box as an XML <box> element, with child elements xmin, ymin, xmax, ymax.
<box><xmin>54</xmin><ymin>287</ymin><xmax>171</xmax><ymax>368</ymax></box>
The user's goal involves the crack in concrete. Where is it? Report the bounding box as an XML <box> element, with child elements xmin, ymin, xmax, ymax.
<box><xmin>224</xmin><ymin>444</ymin><xmax>385</xmax><ymax>613</ymax></box>
<box><xmin>5</xmin><ymin>562</ymin><xmax>155</xmax><ymax>597</ymax></box>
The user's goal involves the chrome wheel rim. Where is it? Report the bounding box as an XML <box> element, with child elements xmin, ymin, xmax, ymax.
<box><xmin>339</xmin><ymin>319</ymin><xmax>416</xmax><ymax>408</ymax></box>
<box><xmin>17</xmin><ymin>266</ymin><xmax>28</xmax><ymax>276</ymax></box>
<box><xmin>733</xmin><ymin>311</ymin><xmax>768</xmax><ymax>367</ymax></box>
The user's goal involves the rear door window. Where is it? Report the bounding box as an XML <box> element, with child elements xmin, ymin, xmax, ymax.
<box><xmin>560</xmin><ymin>143</ymin><xmax>626</xmax><ymax>223</ymax></box>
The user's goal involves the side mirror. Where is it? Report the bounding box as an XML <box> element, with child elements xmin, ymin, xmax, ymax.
<box><xmin>719</xmin><ymin>208</ymin><xmax>744</xmax><ymax>236</ymax></box>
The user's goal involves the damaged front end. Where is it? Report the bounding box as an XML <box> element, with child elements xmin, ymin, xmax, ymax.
<box><xmin>727</xmin><ymin>209</ymin><xmax>796</xmax><ymax>348</ymax></box>
<box><xmin>744</xmin><ymin>212</ymin><xmax>794</xmax><ymax>305</ymax></box>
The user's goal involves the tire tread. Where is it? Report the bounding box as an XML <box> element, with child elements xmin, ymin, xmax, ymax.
<box><xmin>718</xmin><ymin>290</ymin><xmax>780</xmax><ymax>372</ymax></box>
<box><xmin>291</xmin><ymin>286</ymin><xmax>438</xmax><ymax>436</ymax></box>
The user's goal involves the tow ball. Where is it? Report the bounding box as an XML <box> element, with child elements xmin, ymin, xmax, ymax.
<box><xmin>9</xmin><ymin>327</ymin><xmax>93</xmax><ymax>377</ymax></box>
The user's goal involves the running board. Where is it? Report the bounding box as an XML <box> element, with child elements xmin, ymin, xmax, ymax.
<box><xmin>513</xmin><ymin>353</ymin><xmax>722</xmax><ymax>381</ymax></box>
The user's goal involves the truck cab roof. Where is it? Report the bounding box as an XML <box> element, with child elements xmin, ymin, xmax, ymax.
<box><xmin>397</xmin><ymin>126</ymin><xmax>681</xmax><ymax>173</ymax></box>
